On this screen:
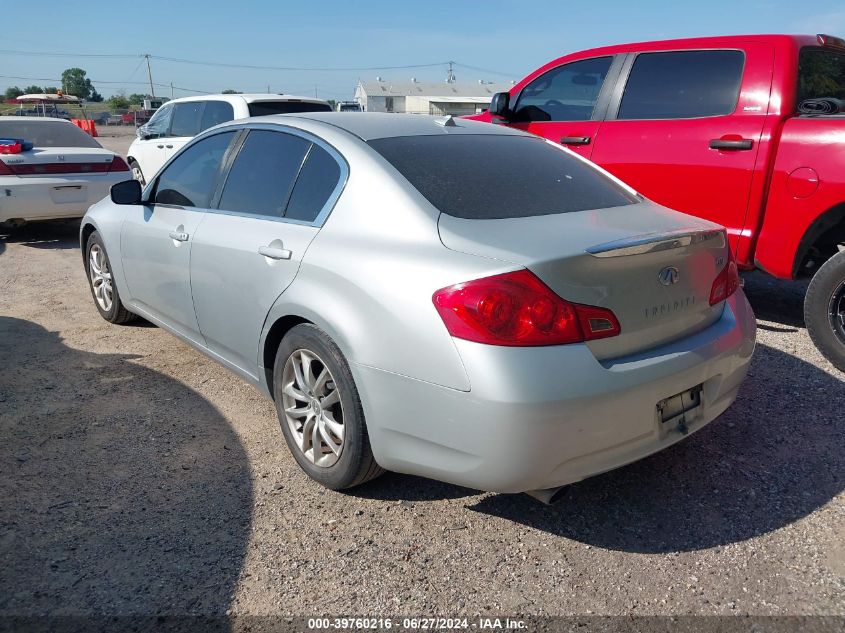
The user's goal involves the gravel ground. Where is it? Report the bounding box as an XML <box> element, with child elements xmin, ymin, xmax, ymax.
<box><xmin>0</xmin><ymin>219</ymin><xmax>842</xmax><ymax>619</ymax></box>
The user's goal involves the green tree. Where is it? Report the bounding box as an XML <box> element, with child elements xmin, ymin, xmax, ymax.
<box><xmin>127</xmin><ymin>93</ymin><xmax>147</xmax><ymax>106</ymax></box>
<box><xmin>221</xmin><ymin>89</ymin><xmax>241</xmax><ymax>94</ymax></box>
<box><xmin>107</xmin><ymin>94</ymin><xmax>130</xmax><ymax>111</ymax></box>
<box><xmin>4</xmin><ymin>86</ymin><xmax>23</xmax><ymax>100</ymax></box>
<box><xmin>43</xmin><ymin>86</ymin><xmax>59</xmax><ymax>94</ymax></box>
<box><xmin>61</xmin><ymin>68</ymin><xmax>96</xmax><ymax>100</ymax></box>
<box><xmin>89</xmin><ymin>89</ymin><xmax>103</xmax><ymax>102</ymax></box>
<box><xmin>23</xmin><ymin>85</ymin><xmax>44</xmax><ymax>94</ymax></box>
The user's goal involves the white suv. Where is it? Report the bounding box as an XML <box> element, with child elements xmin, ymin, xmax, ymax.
<box><xmin>126</xmin><ymin>93</ymin><xmax>332</xmax><ymax>185</ymax></box>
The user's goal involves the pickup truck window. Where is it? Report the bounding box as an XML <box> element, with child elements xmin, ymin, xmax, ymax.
<box><xmin>798</xmin><ymin>48</ymin><xmax>845</xmax><ymax>102</ymax></box>
<box><xmin>513</xmin><ymin>56</ymin><xmax>613</xmax><ymax>122</ymax></box>
<box><xmin>618</xmin><ymin>50</ymin><xmax>744</xmax><ymax>120</ymax></box>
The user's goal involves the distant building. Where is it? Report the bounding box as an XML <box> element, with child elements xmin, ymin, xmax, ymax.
<box><xmin>353</xmin><ymin>78</ymin><xmax>514</xmax><ymax>116</ymax></box>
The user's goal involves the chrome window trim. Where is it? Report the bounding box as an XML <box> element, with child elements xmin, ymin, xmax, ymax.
<box><xmin>208</xmin><ymin>122</ymin><xmax>349</xmax><ymax>228</ymax></box>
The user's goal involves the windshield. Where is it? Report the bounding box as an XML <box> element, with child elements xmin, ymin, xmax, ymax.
<box><xmin>248</xmin><ymin>101</ymin><xmax>332</xmax><ymax>116</ymax></box>
<box><xmin>368</xmin><ymin>134</ymin><xmax>637</xmax><ymax>219</ymax></box>
<box><xmin>0</xmin><ymin>120</ymin><xmax>102</xmax><ymax>148</ymax></box>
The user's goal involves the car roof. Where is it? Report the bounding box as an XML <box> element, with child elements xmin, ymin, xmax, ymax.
<box><xmin>257</xmin><ymin>112</ymin><xmax>530</xmax><ymax>141</ymax></box>
<box><xmin>163</xmin><ymin>93</ymin><xmax>330</xmax><ymax>106</ymax></box>
<box><xmin>0</xmin><ymin>116</ymin><xmax>74</xmax><ymax>123</ymax></box>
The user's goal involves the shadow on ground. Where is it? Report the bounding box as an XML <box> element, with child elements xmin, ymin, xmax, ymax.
<box><xmin>0</xmin><ymin>317</ymin><xmax>252</xmax><ymax>617</ymax></box>
<box><xmin>0</xmin><ymin>219</ymin><xmax>81</xmax><ymax>255</ymax></box>
<box><xmin>742</xmin><ymin>271</ymin><xmax>809</xmax><ymax>330</ymax></box>
<box><xmin>467</xmin><ymin>343</ymin><xmax>843</xmax><ymax>552</ymax></box>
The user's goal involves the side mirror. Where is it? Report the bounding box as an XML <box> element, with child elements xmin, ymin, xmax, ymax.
<box><xmin>489</xmin><ymin>92</ymin><xmax>512</xmax><ymax>119</ymax></box>
<box><xmin>110</xmin><ymin>179</ymin><xmax>143</xmax><ymax>205</ymax></box>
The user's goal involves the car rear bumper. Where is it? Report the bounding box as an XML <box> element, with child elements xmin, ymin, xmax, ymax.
<box><xmin>353</xmin><ymin>290</ymin><xmax>756</xmax><ymax>493</ymax></box>
<box><xmin>0</xmin><ymin>174</ymin><xmax>124</xmax><ymax>222</ymax></box>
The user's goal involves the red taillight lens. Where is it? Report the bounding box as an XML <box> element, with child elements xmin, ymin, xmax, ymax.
<box><xmin>108</xmin><ymin>155</ymin><xmax>130</xmax><ymax>172</ymax></box>
<box><xmin>0</xmin><ymin>160</ymin><xmax>13</xmax><ymax>176</ymax></box>
<box><xmin>709</xmin><ymin>251</ymin><xmax>741</xmax><ymax>305</ymax></box>
<box><xmin>432</xmin><ymin>269</ymin><xmax>620</xmax><ymax>346</ymax></box>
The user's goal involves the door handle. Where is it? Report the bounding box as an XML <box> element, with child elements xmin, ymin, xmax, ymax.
<box><xmin>156</xmin><ymin>144</ymin><xmax>165</xmax><ymax>149</ymax></box>
<box><xmin>169</xmin><ymin>231</ymin><xmax>189</xmax><ymax>242</ymax></box>
<box><xmin>709</xmin><ymin>138</ymin><xmax>753</xmax><ymax>150</ymax></box>
<box><xmin>560</xmin><ymin>136</ymin><xmax>591</xmax><ymax>146</ymax></box>
<box><xmin>165</xmin><ymin>144</ymin><xmax>173</xmax><ymax>149</ymax></box>
<box><xmin>258</xmin><ymin>245</ymin><xmax>292</xmax><ymax>260</ymax></box>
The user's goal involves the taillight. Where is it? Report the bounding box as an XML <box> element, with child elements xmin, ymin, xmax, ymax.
<box><xmin>108</xmin><ymin>156</ymin><xmax>130</xmax><ymax>172</ymax></box>
<box><xmin>709</xmin><ymin>251</ymin><xmax>741</xmax><ymax>305</ymax></box>
<box><xmin>432</xmin><ymin>269</ymin><xmax>620</xmax><ymax>346</ymax></box>
<box><xmin>0</xmin><ymin>160</ymin><xmax>13</xmax><ymax>176</ymax></box>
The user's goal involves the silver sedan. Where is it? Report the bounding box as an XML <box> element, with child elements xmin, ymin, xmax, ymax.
<box><xmin>80</xmin><ymin>113</ymin><xmax>756</xmax><ymax>501</ymax></box>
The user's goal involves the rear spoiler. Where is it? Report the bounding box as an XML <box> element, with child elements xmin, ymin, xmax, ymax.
<box><xmin>586</xmin><ymin>229</ymin><xmax>725</xmax><ymax>258</ymax></box>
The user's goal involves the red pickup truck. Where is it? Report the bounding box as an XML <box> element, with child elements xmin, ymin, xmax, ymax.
<box><xmin>470</xmin><ymin>34</ymin><xmax>845</xmax><ymax>371</ymax></box>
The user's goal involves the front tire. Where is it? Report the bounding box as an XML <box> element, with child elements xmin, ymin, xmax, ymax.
<box><xmin>273</xmin><ymin>324</ymin><xmax>384</xmax><ymax>489</ymax></box>
<box><xmin>85</xmin><ymin>231</ymin><xmax>136</xmax><ymax>324</ymax></box>
<box><xmin>805</xmin><ymin>249</ymin><xmax>845</xmax><ymax>372</ymax></box>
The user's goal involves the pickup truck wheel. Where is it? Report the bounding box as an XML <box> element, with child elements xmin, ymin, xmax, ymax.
<box><xmin>805</xmin><ymin>249</ymin><xmax>845</xmax><ymax>372</ymax></box>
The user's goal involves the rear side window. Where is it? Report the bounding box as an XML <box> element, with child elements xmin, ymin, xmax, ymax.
<box><xmin>170</xmin><ymin>101</ymin><xmax>203</xmax><ymax>137</ymax></box>
<box><xmin>618</xmin><ymin>50</ymin><xmax>744</xmax><ymax>120</ymax></box>
<box><xmin>513</xmin><ymin>56</ymin><xmax>613</xmax><ymax>122</ymax></box>
<box><xmin>154</xmin><ymin>131</ymin><xmax>235</xmax><ymax>208</ymax></box>
<box><xmin>217</xmin><ymin>130</ymin><xmax>310</xmax><ymax>217</ymax></box>
<box><xmin>248</xmin><ymin>101</ymin><xmax>333</xmax><ymax>116</ymax></box>
<box><xmin>798</xmin><ymin>48</ymin><xmax>845</xmax><ymax>102</ymax></box>
<box><xmin>142</xmin><ymin>103</ymin><xmax>173</xmax><ymax>138</ymax></box>
<box><xmin>0</xmin><ymin>120</ymin><xmax>101</xmax><ymax>148</ymax></box>
<box><xmin>368</xmin><ymin>134</ymin><xmax>637</xmax><ymax>220</ymax></box>
<box><xmin>200</xmin><ymin>101</ymin><xmax>234</xmax><ymax>132</ymax></box>
<box><xmin>285</xmin><ymin>144</ymin><xmax>342</xmax><ymax>222</ymax></box>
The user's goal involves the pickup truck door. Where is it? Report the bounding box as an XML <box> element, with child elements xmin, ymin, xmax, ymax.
<box><xmin>505</xmin><ymin>55</ymin><xmax>624</xmax><ymax>159</ymax></box>
<box><xmin>590</xmin><ymin>43</ymin><xmax>774</xmax><ymax>255</ymax></box>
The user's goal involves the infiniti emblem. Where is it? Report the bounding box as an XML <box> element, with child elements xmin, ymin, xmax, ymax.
<box><xmin>658</xmin><ymin>266</ymin><xmax>680</xmax><ymax>286</ymax></box>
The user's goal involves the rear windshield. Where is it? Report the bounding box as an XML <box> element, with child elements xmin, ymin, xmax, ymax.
<box><xmin>248</xmin><ymin>101</ymin><xmax>333</xmax><ymax>116</ymax></box>
<box><xmin>368</xmin><ymin>134</ymin><xmax>637</xmax><ymax>219</ymax></box>
<box><xmin>798</xmin><ymin>47</ymin><xmax>845</xmax><ymax>102</ymax></box>
<box><xmin>0</xmin><ymin>120</ymin><xmax>101</xmax><ymax>148</ymax></box>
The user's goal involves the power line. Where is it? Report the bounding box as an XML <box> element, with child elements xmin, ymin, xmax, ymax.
<box><xmin>0</xmin><ymin>49</ymin><xmax>138</xmax><ymax>59</ymax></box>
<box><xmin>0</xmin><ymin>74</ymin><xmax>212</xmax><ymax>94</ymax></box>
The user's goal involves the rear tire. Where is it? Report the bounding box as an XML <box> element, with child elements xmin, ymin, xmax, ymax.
<box><xmin>85</xmin><ymin>231</ymin><xmax>136</xmax><ymax>325</ymax></box>
<box><xmin>804</xmin><ymin>249</ymin><xmax>845</xmax><ymax>372</ymax></box>
<box><xmin>273</xmin><ymin>324</ymin><xmax>384</xmax><ymax>490</ymax></box>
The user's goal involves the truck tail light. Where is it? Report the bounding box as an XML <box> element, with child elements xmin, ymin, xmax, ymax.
<box><xmin>709</xmin><ymin>251</ymin><xmax>741</xmax><ymax>305</ymax></box>
<box><xmin>108</xmin><ymin>156</ymin><xmax>130</xmax><ymax>172</ymax></box>
<box><xmin>432</xmin><ymin>269</ymin><xmax>620</xmax><ymax>346</ymax></box>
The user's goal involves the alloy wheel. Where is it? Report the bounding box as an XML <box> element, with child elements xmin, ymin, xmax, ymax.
<box><xmin>281</xmin><ymin>349</ymin><xmax>345</xmax><ymax>467</ymax></box>
<box><xmin>89</xmin><ymin>244</ymin><xmax>114</xmax><ymax>312</ymax></box>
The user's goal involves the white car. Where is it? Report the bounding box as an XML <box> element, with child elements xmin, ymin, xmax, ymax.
<box><xmin>0</xmin><ymin>117</ymin><xmax>131</xmax><ymax>224</ymax></box>
<box><xmin>126</xmin><ymin>93</ymin><xmax>332</xmax><ymax>185</ymax></box>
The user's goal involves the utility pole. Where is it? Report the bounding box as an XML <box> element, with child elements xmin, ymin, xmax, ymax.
<box><xmin>144</xmin><ymin>54</ymin><xmax>155</xmax><ymax>98</ymax></box>
<box><xmin>170</xmin><ymin>82</ymin><xmax>174</xmax><ymax>99</ymax></box>
<box><xmin>447</xmin><ymin>61</ymin><xmax>455</xmax><ymax>83</ymax></box>
<box><xmin>267</xmin><ymin>84</ymin><xmax>270</xmax><ymax>94</ymax></box>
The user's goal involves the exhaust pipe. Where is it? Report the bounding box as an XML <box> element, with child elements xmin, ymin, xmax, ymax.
<box><xmin>524</xmin><ymin>486</ymin><xmax>568</xmax><ymax>505</ymax></box>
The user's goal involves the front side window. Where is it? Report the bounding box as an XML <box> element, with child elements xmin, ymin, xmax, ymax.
<box><xmin>618</xmin><ymin>50</ymin><xmax>744</xmax><ymax>120</ymax></box>
<box><xmin>200</xmin><ymin>101</ymin><xmax>235</xmax><ymax>132</ymax></box>
<box><xmin>154</xmin><ymin>131</ymin><xmax>235</xmax><ymax>208</ymax></box>
<box><xmin>170</xmin><ymin>101</ymin><xmax>203</xmax><ymax>137</ymax></box>
<box><xmin>513</xmin><ymin>56</ymin><xmax>613</xmax><ymax>122</ymax></box>
<box><xmin>798</xmin><ymin>48</ymin><xmax>845</xmax><ymax>103</ymax></box>
<box><xmin>217</xmin><ymin>130</ymin><xmax>310</xmax><ymax>218</ymax></box>
<box><xmin>368</xmin><ymin>134</ymin><xmax>637</xmax><ymax>220</ymax></box>
<box><xmin>141</xmin><ymin>103</ymin><xmax>173</xmax><ymax>139</ymax></box>
<box><xmin>284</xmin><ymin>144</ymin><xmax>342</xmax><ymax>222</ymax></box>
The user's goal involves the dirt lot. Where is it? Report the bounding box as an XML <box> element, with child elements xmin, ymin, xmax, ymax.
<box><xmin>0</xmin><ymin>216</ymin><xmax>843</xmax><ymax>619</ymax></box>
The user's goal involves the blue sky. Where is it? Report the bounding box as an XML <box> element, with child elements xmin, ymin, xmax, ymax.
<box><xmin>2</xmin><ymin>0</ymin><xmax>845</xmax><ymax>100</ymax></box>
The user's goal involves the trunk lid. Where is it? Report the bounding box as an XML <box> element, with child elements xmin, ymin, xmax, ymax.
<box><xmin>437</xmin><ymin>201</ymin><xmax>731</xmax><ymax>359</ymax></box>
<box><xmin>0</xmin><ymin>147</ymin><xmax>117</xmax><ymax>176</ymax></box>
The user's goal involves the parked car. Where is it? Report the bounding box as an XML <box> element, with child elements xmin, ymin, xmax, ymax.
<box><xmin>0</xmin><ymin>116</ymin><xmax>130</xmax><ymax>224</ymax></box>
<box><xmin>469</xmin><ymin>33</ymin><xmax>845</xmax><ymax>371</ymax></box>
<box><xmin>126</xmin><ymin>93</ymin><xmax>332</xmax><ymax>186</ymax></box>
<box><xmin>80</xmin><ymin>113</ymin><xmax>755</xmax><ymax>499</ymax></box>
